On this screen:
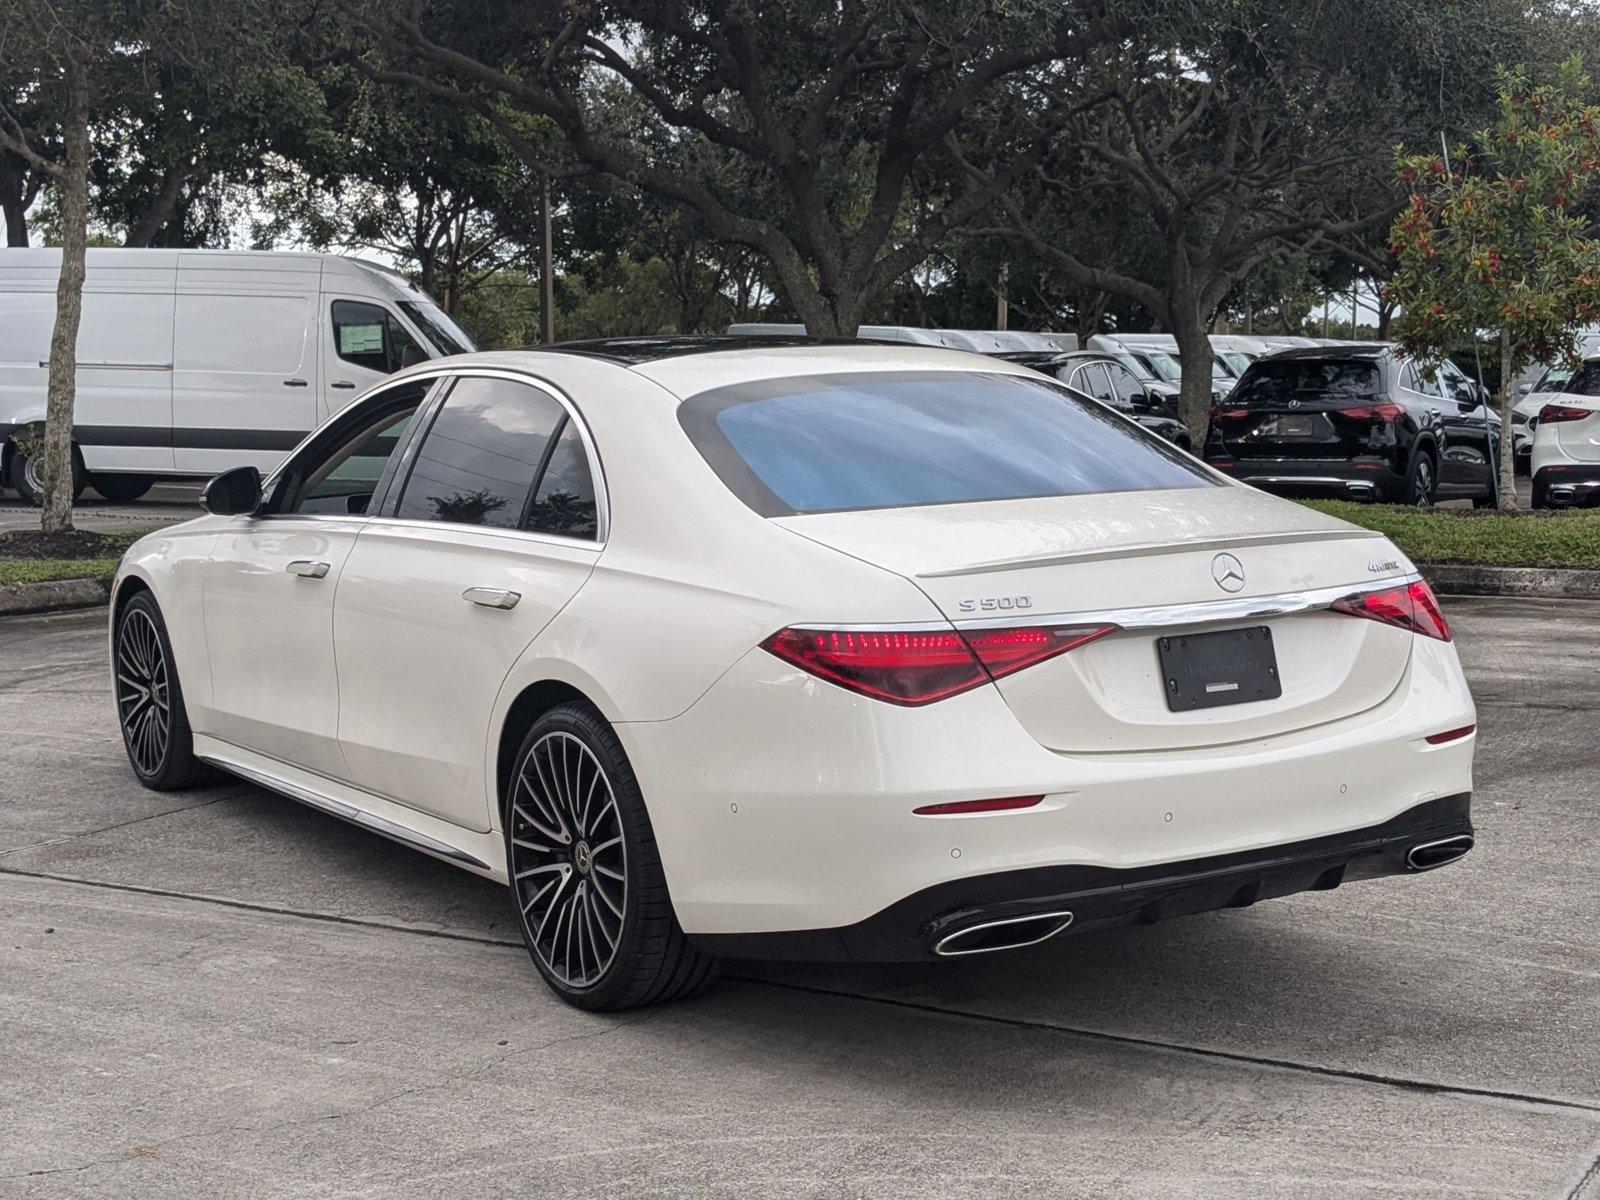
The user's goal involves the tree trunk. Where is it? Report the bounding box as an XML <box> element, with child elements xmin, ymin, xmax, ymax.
<box><xmin>40</xmin><ymin>57</ymin><xmax>91</xmax><ymax>534</ymax></box>
<box><xmin>0</xmin><ymin>166</ymin><xmax>27</xmax><ymax>245</ymax></box>
<box><xmin>124</xmin><ymin>161</ymin><xmax>188</xmax><ymax>246</ymax></box>
<box><xmin>1496</xmin><ymin>328</ymin><xmax>1518</xmax><ymax>512</ymax></box>
<box><xmin>1169</xmin><ymin>298</ymin><xmax>1215</xmax><ymax>448</ymax></box>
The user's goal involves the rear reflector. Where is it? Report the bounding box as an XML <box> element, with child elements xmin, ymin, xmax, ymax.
<box><xmin>914</xmin><ymin>795</ymin><xmax>1044</xmax><ymax>816</ymax></box>
<box><xmin>1425</xmin><ymin>724</ymin><xmax>1475</xmax><ymax>745</ymax></box>
<box><xmin>1538</xmin><ymin>403</ymin><xmax>1591</xmax><ymax>424</ymax></box>
<box><xmin>1330</xmin><ymin>579</ymin><xmax>1452</xmax><ymax>641</ymax></box>
<box><xmin>761</xmin><ymin>623</ymin><xmax>1117</xmax><ymax>706</ymax></box>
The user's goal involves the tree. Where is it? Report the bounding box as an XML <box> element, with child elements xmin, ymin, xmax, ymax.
<box><xmin>1388</xmin><ymin>60</ymin><xmax>1600</xmax><ymax>510</ymax></box>
<box><xmin>0</xmin><ymin>0</ymin><xmax>277</xmax><ymax>531</ymax></box>
<box><xmin>327</xmin><ymin>0</ymin><xmax>1125</xmax><ymax>337</ymax></box>
<box><xmin>970</xmin><ymin>0</ymin><xmax>1526</xmax><ymax>444</ymax></box>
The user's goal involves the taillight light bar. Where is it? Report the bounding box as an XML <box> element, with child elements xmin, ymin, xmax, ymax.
<box><xmin>1337</xmin><ymin>403</ymin><xmax>1404</xmax><ymax>423</ymax></box>
<box><xmin>1538</xmin><ymin>403</ymin><xmax>1592</xmax><ymax>424</ymax></box>
<box><xmin>760</xmin><ymin>623</ymin><xmax>1118</xmax><ymax>706</ymax></box>
<box><xmin>1330</xmin><ymin>579</ymin><xmax>1451</xmax><ymax>641</ymax></box>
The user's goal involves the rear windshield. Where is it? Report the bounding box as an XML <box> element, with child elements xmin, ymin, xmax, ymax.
<box><xmin>1561</xmin><ymin>361</ymin><xmax>1600</xmax><ymax>396</ymax></box>
<box><xmin>678</xmin><ymin>370</ymin><xmax>1217</xmax><ymax>516</ymax></box>
<box><xmin>1232</xmin><ymin>359</ymin><xmax>1381</xmax><ymax>404</ymax></box>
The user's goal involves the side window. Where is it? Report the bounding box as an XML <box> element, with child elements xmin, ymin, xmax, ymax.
<box><xmin>283</xmin><ymin>402</ymin><xmax>420</xmax><ymax>516</ymax></box>
<box><xmin>395</xmin><ymin>376</ymin><xmax>565</xmax><ymax>528</ymax></box>
<box><xmin>1108</xmin><ymin>364</ymin><xmax>1144</xmax><ymax>405</ymax></box>
<box><xmin>331</xmin><ymin>300</ymin><xmax>426</xmax><ymax>374</ymax></box>
<box><xmin>1076</xmin><ymin>363</ymin><xmax>1114</xmax><ymax>402</ymax></box>
<box><xmin>526</xmin><ymin>419</ymin><xmax>598</xmax><ymax>540</ymax></box>
<box><xmin>1401</xmin><ymin>362</ymin><xmax>1422</xmax><ymax>392</ymax></box>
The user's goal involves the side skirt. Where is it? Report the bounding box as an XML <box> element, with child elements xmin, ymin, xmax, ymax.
<box><xmin>193</xmin><ymin>735</ymin><xmax>509</xmax><ymax>884</ymax></box>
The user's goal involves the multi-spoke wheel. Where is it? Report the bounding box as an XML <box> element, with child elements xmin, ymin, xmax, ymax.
<box><xmin>505</xmin><ymin>703</ymin><xmax>717</xmax><ymax>1010</ymax></box>
<box><xmin>113</xmin><ymin>592</ymin><xmax>214</xmax><ymax>791</ymax></box>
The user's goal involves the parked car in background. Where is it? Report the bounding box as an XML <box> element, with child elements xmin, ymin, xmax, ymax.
<box><xmin>0</xmin><ymin>248</ymin><xmax>475</xmax><ymax>503</ymax></box>
<box><xmin>112</xmin><ymin>337</ymin><xmax>1476</xmax><ymax>1011</ymax></box>
<box><xmin>998</xmin><ymin>351</ymin><xmax>1193</xmax><ymax>449</ymax></box>
<box><xmin>1514</xmin><ymin>363</ymin><xmax>1575</xmax><ymax>473</ymax></box>
<box><xmin>1531</xmin><ymin>354</ymin><xmax>1600</xmax><ymax>508</ymax></box>
<box><xmin>1206</xmin><ymin>345</ymin><xmax>1500</xmax><ymax>506</ymax></box>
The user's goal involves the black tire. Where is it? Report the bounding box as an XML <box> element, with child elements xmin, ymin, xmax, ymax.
<box><xmin>94</xmin><ymin>473</ymin><xmax>155</xmax><ymax>503</ymax></box>
<box><xmin>114</xmin><ymin>592</ymin><xmax>218</xmax><ymax>791</ymax></box>
<box><xmin>1403</xmin><ymin>448</ymin><xmax>1437</xmax><ymax>507</ymax></box>
<box><xmin>9</xmin><ymin>441</ymin><xmax>86</xmax><ymax>505</ymax></box>
<box><xmin>504</xmin><ymin>702</ymin><xmax>717</xmax><ymax>1011</ymax></box>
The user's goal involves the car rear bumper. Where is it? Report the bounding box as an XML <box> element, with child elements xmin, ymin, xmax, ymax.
<box><xmin>690</xmin><ymin>792</ymin><xmax>1473</xmax><ymax>961</ymax></box>
<box><xmin>1209</xmin><ymin>457</ymin><xmax>1403</xmax><ymax>501</ymax></box>
<box><xmin>1533</xmin><ymin>464</ymin><xmax>1600</xmax><ymax>508</ymax></box>
<box><xmin>618</xmin><ymin>634</ymin><xmax>1476</xmax><ymax>939</ymax></box>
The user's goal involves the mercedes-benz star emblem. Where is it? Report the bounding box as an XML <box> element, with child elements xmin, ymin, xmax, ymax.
<box><xmin>1286</xmin><ymin>398</ymin><xmax>1302</xmax><ymax>409</ymax></box>
<box><xmin>1211</xmin><ymin>552</ymin><xmax>1246</xmax><ymax>593</ymax></box>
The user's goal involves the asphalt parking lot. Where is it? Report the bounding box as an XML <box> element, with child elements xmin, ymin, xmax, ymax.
<box><xmin>1</xmin><ymin>597</ymin><xmax>1597</xmax><ymax>1198</ymax></box>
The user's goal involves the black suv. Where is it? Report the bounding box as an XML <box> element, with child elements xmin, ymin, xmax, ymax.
<box><xmin>1204</xmin><ymin>345</ymin><xmax>1500</xmax><ymax>506</ymax></box>
<box><xmin>998</xmin><ymin>351</ymin><xmax>1193</xmax><ymax>450</ymax></box>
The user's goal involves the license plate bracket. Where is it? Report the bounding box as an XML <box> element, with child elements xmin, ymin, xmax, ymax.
<box><xmin>1157</xmin><ymin>626</ymin><xmax>1282</xmax><ymax>711</ymax></box>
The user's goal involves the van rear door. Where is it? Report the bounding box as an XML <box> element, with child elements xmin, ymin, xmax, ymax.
<box><xmin>172</xmin><ymin>252</ymin><xmax>319</xmax><ymax>475</ymax></box>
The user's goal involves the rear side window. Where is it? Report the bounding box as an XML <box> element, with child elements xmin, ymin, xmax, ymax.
<box><xmin>525</xmin><ymin>420</ymin><xmax>599</xmax><ymax>539</ymax></box>
<box><xmin>678</xmin><ymin>370</ymin><xmax>1216</xmax><ymax>516</ymax></box>
<box><xmin>1233</xmin><ymin>359</ymin><xmax>1382</xmax><ymax>404</ymax></box>
<box><xmin>396</xmin><ymin>377</ymin><xmax>565</xmax><ymax>528</ymax></box>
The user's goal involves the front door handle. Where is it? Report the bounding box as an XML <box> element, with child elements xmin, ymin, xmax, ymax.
<box><xmin>462</xmin><ymin>587</ymin><xmax>520</xmax><ymax>610</ymax></box>
<box><xmin>286</xmin><ymin>560</ymin><xmax>330</xmax><ymax>579</ymax></box>
<box><xmin>283</xmin><ymin>378</ymin><xmax>309</xmax><ymax>388</ymax></box>
<box><xmin>331</xmin><ymin>380</ymin><xmax>356</xmax><ymax>389</ymax></box>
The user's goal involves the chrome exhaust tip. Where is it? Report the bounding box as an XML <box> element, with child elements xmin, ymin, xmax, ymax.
<box><xmin>932</xmin><ymin>910</ymin><xmax>1074</xmax><ymax>957</ymax></box>
<box><xmin>1345</xmin><ymin>480</ymin><xmax>1377</xmax><ymax>499</ymax></box>
<box><xmin>1405</xmin><ymin>833</ymin><xmax>1474</xmax><ymax>872</ymax></box>
<box><xmin>1549</xmin><ymin>485</ymin><xmax>1575</xmax><ymax>503</ymax></box>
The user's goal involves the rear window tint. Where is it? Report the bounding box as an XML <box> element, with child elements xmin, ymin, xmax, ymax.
<box><xmin>1562</xmin><ymin>361</ymin><xmax>1600</xmax><ymax>396</ymax></box>
<box><xmin>1233</xmin><ymin>359</ymin><xmax>1382</xmax><ymax>404</ymax></box>
<box><xmin>678</xmin><ymin>370</ymin><xmax>1216</xmax><ymax>516</ymax></box>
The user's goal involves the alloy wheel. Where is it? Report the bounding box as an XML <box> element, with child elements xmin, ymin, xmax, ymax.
<box><xmin>115</xmin><ymin>607</ymin><xmax>171</xmax><ymax>776</ymax></box>
<box><xmin>1410</xmin><ymin>457</ymin><xmax>1435</xmax><ymax>506</ymax></box>
<box><xmin>508</xmin><ymin>731</ymin><xmax>627</xmax><ymax>989</ymax></box>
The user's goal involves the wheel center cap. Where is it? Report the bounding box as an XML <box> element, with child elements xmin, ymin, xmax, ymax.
<box><xmin>573</xmin><ymin>840</ymin><xmax>592</xmax><ymax>875</ymax></box>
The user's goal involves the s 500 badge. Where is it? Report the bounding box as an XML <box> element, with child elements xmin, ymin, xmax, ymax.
<box><xmin>958</xmin><ymin>596</ymin><xmax>1033</xmax><ymax>612</ymax></box>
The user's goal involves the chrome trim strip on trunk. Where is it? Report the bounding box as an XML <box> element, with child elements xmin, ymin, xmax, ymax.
<box><xmin>914</xmin><ymin>528</ymin><xmax>1381</xmax><ymax>577</ymax></box>
<box><xmin>952</xmin><ymin>573</ymin><xmax>1425</xmax><ymax>632</ymax></box>
<box><xmin>200</xmin><ymin>757</ymin><xmax>492</xmax><ymax>871</ymax></box>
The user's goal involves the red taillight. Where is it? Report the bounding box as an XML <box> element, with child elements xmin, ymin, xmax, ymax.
<box><xmin>1425</xmin><ymin>724</ymin><xmax>1475</xmax><ymax>745</ymax></box>
<box><xmin>914</xmin><ymin>795</ymin><xmax>1044</xmax><ymax>816</ymax></box>
<box><xmin>1330</xmin><ymin>579</ymin><xmax>1451</xmax><ymax>641</ymax></box>
<box><xmin>1209</xmin><ymin>406</ymin><xmax>1248</xmax><ymax>421</ymax></box>
<box><xmin>1338</xmin><ymin>403</ymin><xmax>1404</xmax><ymax>423</ymax></box>
<box><xmin>761</xmin><ymin>623</ymin><xmax>1117</xmax><ymax>705</ymax></box>
<box><xmin>1207</xmin><ymin>458</ymin><xmax>1236</xmax><ymax>470</ymax></box>
<box><xmin>1538</xmin><ymin>403</ymin><xmax>1592</xmax><ymax>424</ymax></box>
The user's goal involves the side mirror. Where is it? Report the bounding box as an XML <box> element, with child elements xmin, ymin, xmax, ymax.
<box><xmin>200</xmin><ymin>466</ymin><xmax>262</xmax><ymax>516</ymax></box>
<box><xmin>1517</xmin><ymin>381</ymin><xmax>1532</xmax><ymax>395</ymax></box>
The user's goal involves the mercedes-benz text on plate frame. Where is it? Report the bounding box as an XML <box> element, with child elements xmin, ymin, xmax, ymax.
<box><xmin>110</xmin><ymin>341</ymin><xmax>1478</xmax><ymax>1011</ymax></box>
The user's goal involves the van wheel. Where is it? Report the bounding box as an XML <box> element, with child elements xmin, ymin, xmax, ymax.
<box><xmin>9</xmin><ymin>442</ymin><xmax>86</xmax><ymax>505</ymax></box>
<box><xmin>94</xmin><ymin>474</ymin><xmax>155</xmax><ymax>503</ymax></box>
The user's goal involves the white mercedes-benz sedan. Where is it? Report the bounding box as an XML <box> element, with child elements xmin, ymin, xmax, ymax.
<box><xmin>110</xmin><ymin>338</ymin><xmax>1477</xmax><ymax>1009</ymax></box>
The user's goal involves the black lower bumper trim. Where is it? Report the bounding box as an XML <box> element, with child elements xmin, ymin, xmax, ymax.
<box><xmin>690</xmin><ymin>793</ymin><xmax>1473</xmax><ymax>963</ymax></box>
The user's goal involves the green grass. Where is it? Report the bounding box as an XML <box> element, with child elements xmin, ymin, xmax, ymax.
<box><xmin>1301</xmin><ymin>501</ymin><xmax>1600</xmax><ymax>570</ymax></box>
<box><xmin>0</xmin><ymin>557</ymin><xmax>120</xmax><ymax>587</ymax></box>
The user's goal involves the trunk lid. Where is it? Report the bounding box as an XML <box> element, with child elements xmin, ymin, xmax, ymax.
<box><xmin>775</xmin><ymin>486</ymin><xmax>1417</xmax><ymax>752</ymax></box>
<box><xmin>1218</xmin><ymin>356</ymin><xmax>1391</xmax><ymax>460</ymax></box>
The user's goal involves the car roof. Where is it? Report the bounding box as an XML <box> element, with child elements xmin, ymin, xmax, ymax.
<box><xmin>533</xmin><ymin>334</ymin><xmax>864</xmax><ymax>365</ymax></box>
<box><xmin>1260</xmin><ymin>343</ymin><xmax>1392</xmax><ymax>362</ymax></box>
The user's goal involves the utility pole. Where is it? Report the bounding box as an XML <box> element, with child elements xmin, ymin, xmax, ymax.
<box><xmin>540</xmin><ymin>175</ymin><xmax>555</xmax><ymax>345</ymax></box>
<box><xmin>996</xmin><ymin>262</ymin><xmax>1008</xmax><ymax>330</ymax></box>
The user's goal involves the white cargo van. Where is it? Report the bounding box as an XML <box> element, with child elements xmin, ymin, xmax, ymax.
<box><xmin>0</xmin><ymin>248</ymin><xmax>475</xmax><ymax>501</ymax></box>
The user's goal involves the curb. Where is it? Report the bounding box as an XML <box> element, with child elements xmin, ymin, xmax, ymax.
<box><xmin>0</xmin><ymin>577</ymin><xmax>112</xmax><ymax>617</ymax></box>
<box><xmin>1420</xmin><ymin>563</ymin><xmax>1600</xmax><ymax>600</ymax></box>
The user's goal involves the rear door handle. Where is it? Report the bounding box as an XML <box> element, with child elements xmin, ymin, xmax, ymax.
<box><xmin>283</xmin><ymin>378</ymin><xmax>309</xmax><ymax>388</ymax></box>
<box><xmin>462</xmin><ymin>587</ymin><xmax>520</xmax><ymax>610</ymax></box>
<box><xmin>286</xmin><ymin>560</ymin><xmax>330</xmax><ymax>579</ymax></box>
<box><xmin>331</xmin><ymin>380</ymin><xmax>356</xmax><ymax>389</ymax></box>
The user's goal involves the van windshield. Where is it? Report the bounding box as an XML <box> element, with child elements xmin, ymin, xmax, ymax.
<box><xmin>678</xmin><ymin>370</ymin><xmax>1217</xmax><ymax>516</ymax></box>
<box><xmin>398</xmin><ymin>300</ymin><xmax>476</xmax><ymax>356</ymax></box>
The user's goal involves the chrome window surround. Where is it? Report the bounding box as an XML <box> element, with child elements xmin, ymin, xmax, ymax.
<box><xmin>794</xmin><ymin>573</ymin><xmax>1425</xmax><ymax>635</ymax></box>
<box><xmin>256</xmin><ymin>365</ymin><xmax>611</xmax><ymax>546</ymax></box>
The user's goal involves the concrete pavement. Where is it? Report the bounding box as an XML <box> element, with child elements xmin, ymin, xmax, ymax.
<box><xmin>1</xmin><ymin>599</ymin><xmax>1597</xmax><ymax>1197</ymax></box>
